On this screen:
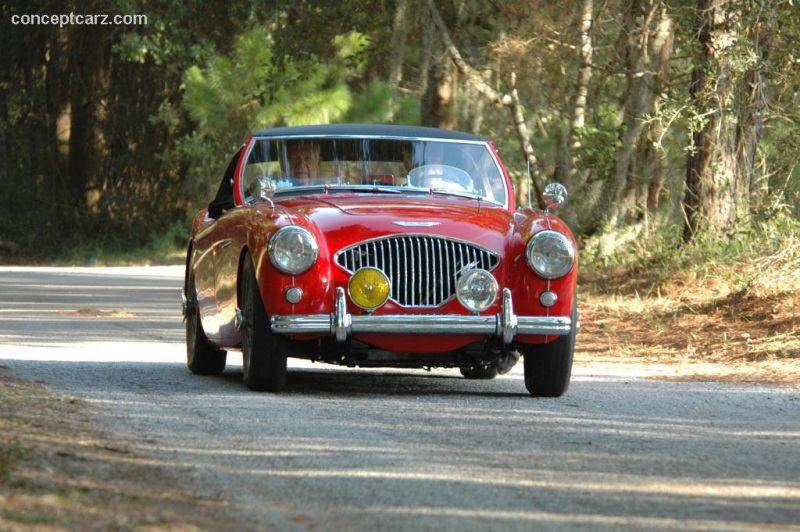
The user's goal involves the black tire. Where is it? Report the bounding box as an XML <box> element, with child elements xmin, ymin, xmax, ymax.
<box><xmin>185</xmin><ymin>271</ymin><xmax>227</xmax><ymax>375</ymax></box>
<box><xmin>522</xmin><ymin>299</ymin><xmax>577</xmax><ymax>397</ymax></box>
<box><xmin>240</xmin><ymin>255</ymin><xmax>288</xmax><ymax>392</ymax></box>
<box><xmin>460</xmin><ymin>366</ymin><xmax>499</xmax><ymax>380</ymax></box>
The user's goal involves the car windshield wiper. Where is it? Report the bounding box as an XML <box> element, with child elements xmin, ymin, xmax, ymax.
<box><xmin>427</xmin><ymin>189</ymin><xmax>486</xmax><ymax>201</ymax></box>
<box><xmin>274</xmin><ymin>184</ymin><xmax>406</xmax><ymax>197</ymax></box>
<box><xmin>324</xmin><ymin>185</ymin><xmax>403</xmax><ymax>194</ymax></box>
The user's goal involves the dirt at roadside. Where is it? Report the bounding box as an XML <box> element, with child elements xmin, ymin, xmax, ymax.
<box><xmin>578</xmin><ymin>268</ymin><xmax>800</xmax><ymax>388</ymax></box>
<box><xmin>0</xmin><ymin>369</ymin><xmax>237</xmax><ymax>531</ymax></box>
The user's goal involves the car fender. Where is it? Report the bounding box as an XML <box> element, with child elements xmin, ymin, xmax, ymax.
<box><xmin>511</xmin><ymin>208</ymin><xmax>578</xmax><ymax>344</ymax></box>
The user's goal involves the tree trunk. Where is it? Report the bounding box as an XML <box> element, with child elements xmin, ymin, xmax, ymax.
<box><xmin>420</xmin><ymin>1</ymin><xmax>458</xmax><ymax>128</ymax></box>
<box><xmin>737</xmin><ymin>4</ymin><xmax>775</xmax><ymax>205</ymax></box>
<box><xmin>593</xmin><ymin>1</ymin><xmax>674</xmax><ymax>255</ymax></box>
<box><xmin>388</xmin><ymin>0</ymin><xmax>410</xmax><ymax>120</ymax></box>
<box><xmin>644</xmin><ymin>7</ymin><xmax>674</xmax><ymax>217</ymax></box>
<box><xmin>568</xmin><ymin>0</ymin><xmax>594</xmax><ymax>186</ymax></box>
<box><xmin>683</xmin><ymin>0</ymin><xmax>744</xmax><ymax>243</ymax></box>
<box><xmin>67</xmin><ymin>24</ymin><xmax>110</xmax><ymax>219</ymax></box>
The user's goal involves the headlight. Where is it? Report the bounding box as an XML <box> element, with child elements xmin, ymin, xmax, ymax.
<box><xmin>268</xmin><ymin>226</ymin><xmax>319</xmax><ymax>274</ymax></box>
<box><xmin>456</xmin><ymin>269</ymin><xmax>498</xmax><ymax>313</ymax></box>
<box><xmin>526</xmin><ymin>230</ymin><xmax>575</xmax><ymax>279</ymax></box>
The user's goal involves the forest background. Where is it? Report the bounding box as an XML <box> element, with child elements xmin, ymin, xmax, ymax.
<box><xmin>0</xmin><ymin>0</ymin><xmax>798</xmax><ymax>266</ymax></box>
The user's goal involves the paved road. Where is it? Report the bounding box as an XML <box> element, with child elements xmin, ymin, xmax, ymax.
<box><xmin>1</xmin><ymin>266</ymin><xmax>798</xmax><ymax>531</ymax></box>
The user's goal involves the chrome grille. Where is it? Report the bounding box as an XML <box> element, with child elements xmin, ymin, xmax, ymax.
<box><xmin>336</xmin><ymin>236</ymin><xmax>500</xmax><ymax>308</ymax></box>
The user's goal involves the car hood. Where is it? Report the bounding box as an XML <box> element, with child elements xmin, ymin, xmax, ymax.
<box><xmin>276</xmin><ymin>193</ymin><xmax>517</xmax><ymax>251</ymax></box>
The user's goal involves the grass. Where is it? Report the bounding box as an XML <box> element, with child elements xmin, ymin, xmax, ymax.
<box><xmin>0</xmin><ymin>221</ymin><xmax>190</xmax><ymax>267</ymax></box>
<box><xmin>0</xmin><ymin>437</ymin><xmax>32</xmax><ymax>483</ymax></box>
<box><xmin>61</xmin><ymin>220</ymin><xmax>190</xmax><ymax>266</ymax></box>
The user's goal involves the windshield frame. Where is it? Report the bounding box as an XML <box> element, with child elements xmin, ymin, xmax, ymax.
<box><xmin>236</xmin><ymin>134</ymin><xmax>511</xmax><ymax>208</ymax></box>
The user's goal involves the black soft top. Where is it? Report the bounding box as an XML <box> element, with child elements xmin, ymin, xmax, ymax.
<box><xmin>252</xmin><ymin>123</ymin><xmax>487</xmax><ymax>142</ymax></box>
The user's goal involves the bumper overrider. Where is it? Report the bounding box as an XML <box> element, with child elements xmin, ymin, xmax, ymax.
<box><xmin>271</xmin><ymin>288</ymin><xmax>572</xmax><ymax>344</ymax></box>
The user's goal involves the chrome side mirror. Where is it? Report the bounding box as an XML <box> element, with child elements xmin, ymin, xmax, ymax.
<box><xmin>543</xmin><ymin>182</ymin><xmax>568</xmax><ymax>211</ymax></box>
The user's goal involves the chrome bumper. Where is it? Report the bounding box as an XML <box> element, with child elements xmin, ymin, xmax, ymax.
<box><xmin>271</xmin><ymin>288</ymin><xmax>571</xmax><ymax>344</ymax></box>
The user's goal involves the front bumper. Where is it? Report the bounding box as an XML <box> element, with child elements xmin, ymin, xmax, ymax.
<box><xmin>271</xmin><ymin>288</ymin><xmax>572</xmax><ymax>344</ymax></box>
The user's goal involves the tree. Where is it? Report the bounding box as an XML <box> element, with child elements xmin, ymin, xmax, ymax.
<box><xmin>0</xmin><ymin>0</ymin><xmax>266</xmax><ymax>252</ymax></box>
<box><xmin>2</xmin><ymin>0</ymin><xmax>798</xmax><ymax>260</ymax></box>
<box><xmin>593</xmin><ymin>0</ymin><xmax>674</xmax><ymax>255</ymax></box>
<box><xmin>682</xmin><ymin>0</ymin><xmax>775</xmax><ymax>243</ymax></box>
<box><xmin>387</xmin><ymin>0</ymin><xmax>411</xmax><ymax>120</ymax></box>
<box><xmin>566</xmin><ymin>0</ymin><xmax>595</xmax><ymax>187</ymax></box>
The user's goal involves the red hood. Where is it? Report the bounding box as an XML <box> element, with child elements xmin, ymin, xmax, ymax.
<box><xmin>276</xmin><ymin>193</ymin><xmax>517</xmax><ymax>252</ymax></box>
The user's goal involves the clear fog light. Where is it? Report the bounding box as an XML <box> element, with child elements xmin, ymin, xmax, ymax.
<box><xmin>456</xmin><ymin>269</ymin><xmax>498</xmax><ymax>313</ymax></box>
<box><xmin>348</xmin><ymin>267</ymin><xmax>391</xmax><ymax>310</ymax></box>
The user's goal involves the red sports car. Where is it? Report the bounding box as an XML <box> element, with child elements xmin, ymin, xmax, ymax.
<box><xmin>182</xmin><ymin>124</ymin><xmax>578</xmax><ymax>396</ymax></box>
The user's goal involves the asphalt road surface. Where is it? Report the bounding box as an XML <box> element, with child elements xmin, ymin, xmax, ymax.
<box><xmin>1</xmin><ymin>266</ymin><xmax>798</xmax><ymax>531</ymax></box>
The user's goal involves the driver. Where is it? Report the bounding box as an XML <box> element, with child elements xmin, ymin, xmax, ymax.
<box><xmin>286</xmin><ymin>140</ymin><xmax>320</xmax><ymax>186</ymax></box>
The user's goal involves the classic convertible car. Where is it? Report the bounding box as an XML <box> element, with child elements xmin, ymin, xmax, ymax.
<box><xmin>182</xmin><ymin>124</ymin><xmax>578</xmax><ymax>396</ymax></box>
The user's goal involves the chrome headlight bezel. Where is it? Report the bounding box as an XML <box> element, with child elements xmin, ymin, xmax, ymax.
<box><xmin>268</xmin><ymin>226</ymin><xmax>319</xmax><ymax>275</ymax></box>
<box><xmin>526</xmin><ymin>230</ymin><xmax>575</xmax><ymax>280</ymax></box>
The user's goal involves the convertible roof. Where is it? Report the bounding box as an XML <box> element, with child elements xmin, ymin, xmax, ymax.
<box><xmin>252</xmin><ymin>123</ymin><xmax>487</xmax><ymax>142</ymax></box>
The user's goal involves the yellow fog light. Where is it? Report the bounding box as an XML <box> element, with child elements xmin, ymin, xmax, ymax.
<box><xmin>348</xmin><ymin>267</ymin><xmax>391</xmax><ymax>311</ymax></box>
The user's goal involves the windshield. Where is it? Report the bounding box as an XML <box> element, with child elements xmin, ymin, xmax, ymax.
<box><xmin>240</xmin><ymin>137</ymin><xmax>509</xmax><ymax>206</ymax></box>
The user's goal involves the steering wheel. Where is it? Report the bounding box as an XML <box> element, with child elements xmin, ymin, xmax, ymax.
<box><xmin>408</xmin><ymin>165</ymin><xmax>472</xmax><ymax>191</ymax></box>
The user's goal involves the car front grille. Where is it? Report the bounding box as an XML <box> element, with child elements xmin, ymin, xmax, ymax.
<box><xmin>336</xmin><ymin>235</ymin><xmax>500</xmax><ymax>308</ymax></box>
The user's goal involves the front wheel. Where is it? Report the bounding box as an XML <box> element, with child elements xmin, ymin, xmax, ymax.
<box><xmin>522</xmin><ymin>299</ymin><xmax>577</xmax><ymax>397</ymax></box>
<box><xmin>240</xmin><ymin>254</ymin><xmax>288</xmax><ymax>392</ymax></box>
<box><xmin>185</xmin><ymin>271</ymin><xmax>227</xmax><ymax>375</ymax></box>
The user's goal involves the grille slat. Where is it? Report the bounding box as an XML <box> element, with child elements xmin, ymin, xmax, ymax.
<box><xmin>337</xmin><ymin>236</ymin><xmax>500</xmax><ymax>308</ymax></box>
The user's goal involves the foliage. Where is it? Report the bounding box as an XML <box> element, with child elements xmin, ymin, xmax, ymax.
<box><xmin>345</xmin><ymin>80</ymin><xmax>421</xmax><ymax>124</ymax></box>
<box><xmin>574</xmin><ymin>104</ymin><xmax>624</xmax><ymax>185</ymax></box>
<box><xmin>0</xmin><ymin>1</ymin><xmax>798</xmax><ymax>261</ymax></box>
<box><xmin>40</xmin><ymin>218</ymin><xmax>187</xmax><ymax>266</ymax></box>
<box><xmin>581</xmin><ymin>209</ymin><xmax>800</xmax><ymax>301</ymax></box>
